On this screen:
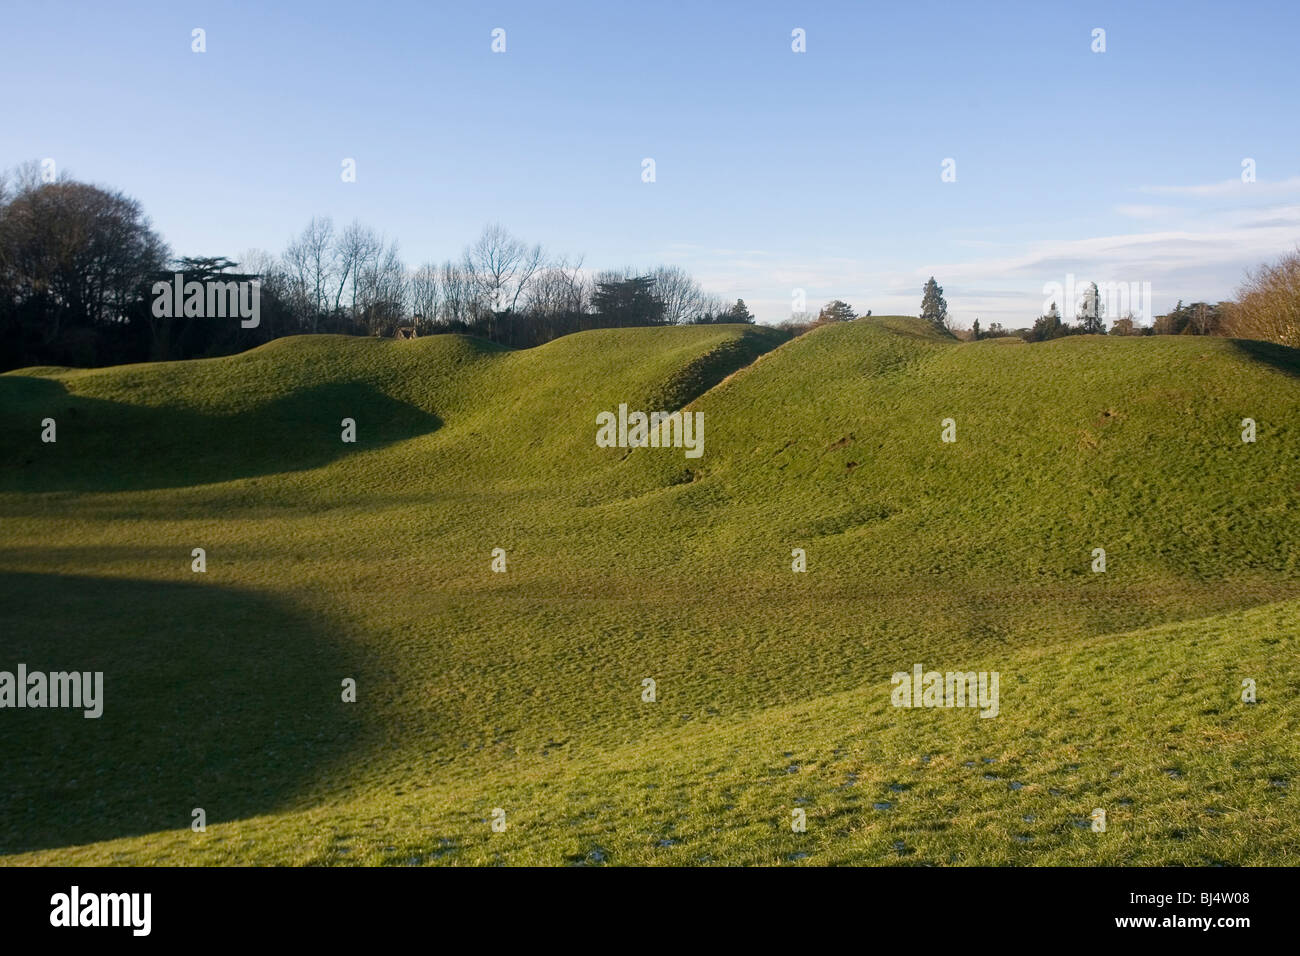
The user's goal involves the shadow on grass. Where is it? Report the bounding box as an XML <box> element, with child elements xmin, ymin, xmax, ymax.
<box><xmin>0</xmin><ymin>571</ymin><xmax>369</xmax><ymax>855</ymax></box>
<box><xmin>1230</xmin><ymin>338</ymin><xmax>1300</xmax><ymax>378</ymax></box>
<box><xmin>645</xmin><ymin>325</ymin><xmax>791</xmax><ymax>412</ymax></box>
<box><xmin>0</xmin><ymin>377</ymin><xmax>441</xmax><ymax>492</ymax></box>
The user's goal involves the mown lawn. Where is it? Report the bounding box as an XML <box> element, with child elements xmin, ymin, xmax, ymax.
<box><xmin>2</xmin><ymin>318</ymin><xmax>1296</xmax><ymax>864</ymax></box>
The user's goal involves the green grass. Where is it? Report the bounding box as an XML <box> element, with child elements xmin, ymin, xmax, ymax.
<box><xmin>1</xmin><ymin>318</ymin><xmax>1296</xmax><ymax>865</ymax></box>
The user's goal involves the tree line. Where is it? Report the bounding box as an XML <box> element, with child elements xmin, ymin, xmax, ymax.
<box><xmin>259</xmin><ymin>217</ymin><xmax>755</xmax><ymax>349</ymax></box>
<box><xmin>2</xmin><ymin>160</ymin><xmax>1297</xmax><ymax>372</ymax></box>
<box><xmin>802</xmin><ymin>274</ymin><xmax>1298</xmax><ymax>347</ymax></box>
<box><xmin>0</xmin><ymin>163</ymin><xmax>753</xmax><ymax>372</ymax></box>
<box><xmin>964</xmin><ymin>277</ymin><xmax>1296</xmax><ymax>345</ymax></box>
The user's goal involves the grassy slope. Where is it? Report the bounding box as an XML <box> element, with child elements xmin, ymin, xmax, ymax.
<box><xmin>0</xmin><ymin>318</ymin><xmax>1296</xmax><ymax>865</ymax></box>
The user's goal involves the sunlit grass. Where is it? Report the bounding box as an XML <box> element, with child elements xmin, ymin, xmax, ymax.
<box><xmin>1</xmin><ymin>319</ymin><xmax>1296</xmax><ymax>864</ymax></box>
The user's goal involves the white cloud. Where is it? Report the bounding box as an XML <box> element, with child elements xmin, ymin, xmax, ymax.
<box><xmin>677</xmin><ymin>202</ymin><xmax>1300</xmax><ymax>328</ymax></box>
<box><xmin>1139</xmin><ymin>175</ymin><xmax>1300</xmax><ymax>197</ymax></box>
<box><xmin>1114</xmin><ymin>204</ymin><xmax>1174</xmax><ymax>219</ymax></box>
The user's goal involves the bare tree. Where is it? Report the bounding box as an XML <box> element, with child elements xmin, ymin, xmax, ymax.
<box><xmin>282</xmin><ymin>216</ymin><xmax>336</xmax><ymax>331</ymax></box>
<box><xmin>1109</xmin><ymin>312</ymin><xmax>1139</xmax><ymax>335</ymax></box>
<box><xmin>408</xmin><ymin>262</ymin><xmax>441</xmax><ymax>333</ymax></box>
<box><xmin>1188</xmin><ymin>301</ymin><xmax>1216</xmax><ymax>336</ymax></box>
<box><xmin>237</xmin><ymin>248</ymin><xmax>283</xmax><ymax>288</ymax></box>
<box><xmin>463</xmin><ymin>223</ymin><xmax>545</xmax><ymax>315</ymax></box>
<box><xmin>0</xmin><ymin>178</ymin><xmax>168</xmax><ymax>345</ymax></box>
<box><xmin>524</xmin><ymin>255</ymin><xmax>587</xmax><ymax>318</ymax></box>
<box><xmin>10</xmin><ymin>160</ymin><xmax>53</xmax><ymax>193</ymax></box>
<box><xmin>1226</xmin><ymin>248</ymin><xmax>1300</xmax><ymax>347</ymax></box>
<box><xmin>355</xmin><ymin>238</ymin><xmax>407</xmax><ymax>335</ymax></box>
<box><xmin>332</xmin><ymin>220</ymin><xmax>379</xmax><ymax>315</ymax></box>
<box><xmin>650</xmin><ymin>265</ymin><xmax>715</xmax><ymax>324</ymax></box>
<box><xmin>437</xmin><ymin>260</ymin><xmax>475</xmax><ymax>324</ymax></box>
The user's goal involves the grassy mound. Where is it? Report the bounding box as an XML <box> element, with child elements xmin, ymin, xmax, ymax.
<box><xmin>1</xmin><ymin>318</ymin><xmax>1296</xmax><ymax>864</ymax></box>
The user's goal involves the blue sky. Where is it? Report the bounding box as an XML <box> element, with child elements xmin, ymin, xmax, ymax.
<box><xmin>3</xmin><ymin>0</ymin><xmax>1298</xmax><ymax>326</ymax></box>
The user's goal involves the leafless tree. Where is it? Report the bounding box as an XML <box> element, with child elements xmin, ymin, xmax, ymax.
<box><xmin>0</xmin><ymin>178</ymin><xmax>167</xmax><ymax>345</ymax></box>
<box><xmin>282</xmin><ymin>216</ymin><xmax>336</xmax><ymax>331</ymax></box>
<box><xmin>1187</xmin><ymin>301</ymin><xmax>1216</xmax><ymax>336</ymax></box>
<box><xmin>650</xmin><ymin>265</ymin><xmax>715</xmax><ymax>324</ymax></box>
<box><xmin>1225</xmin><ymin>248</ymin><xmax>1300</xmax><ymax>347</ymax></box>
<box><xmin>408</xmin><ymin>262</ymin><xmax>441</xmax><ymax>333</ymax></box>
<box><xmin>437</xmin><ymin>261</ymin><xmax>476</xmax><ymax>324</ymax></box>
<box><xmin>1109</xmin><ymin>312</ymin><xmax>1139</xmax><ymax>335</ymax></box>
<box><xmin>9</xmin><ymin>160</ymin><xmax>52</xmax><ymax>193</ymax></box>
<box><xmin>524</xmin><ymin>255</ymin><xmax>588</xmax><ymax>318</ymax></box>
<box><xmin>354</xmin><ymin>238</ymin><xmax>407</xmax><ymax>335</ymax></box>
<box><xmin>332</xmin><ymin>220</ymin><xmax>379</xmax><ymax>315</ymax></box>
<box><xmin>463</xmin><ymin>223</ymin><xmax>546</xmax><ymax>315</ymax></box>
<box><xmin>237</xmin><ymin>248</ymin><xmax>282</xmax><ymax>286</ymax></box>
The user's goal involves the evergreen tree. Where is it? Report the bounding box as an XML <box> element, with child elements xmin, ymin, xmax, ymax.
<box><xmin>920</xmin><ymin>277</ymin><xmax>948</xmax><ymax>332</ymax></box>
<box><xmin>1078</xmin><ymin>281</ymin><xmax>1105</xmax><ymax>334</ymax></box>
<box><xmin>726</xmin><ymin>298</ymin><xmax>754</xmax><ymax>323</ymax></box>
<box><xmin>591</xmin><ymin>275</ymin><xmax>665</xmax><ymax>326</ymax></box>
<box><xmin>817</xmin><ymin>299</ymin><xmax>856</xmax><ymax>322</ymax></box>
<box><xmin>972</xmin><ymin>318</ymin><xmax>981</xmax><ymax>340</ymax></box>
<box><xmin>1030</xmin><ymin>301</ymin><xmax>1065</xmax><ymax>341</ymax></box>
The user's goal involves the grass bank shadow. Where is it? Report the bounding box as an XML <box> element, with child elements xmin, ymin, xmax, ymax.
<box><xmin>1230</xmin><ymin>338</ymin><xmax>1300</xmax><ymax>378</ymax></box>
<box><xmin>0</xmin><ymin>377</ymin><xmax>441</xmax><ymax>492</ymax></box>
<box><xmin>0</xmin><ymin>571</ymin><xmax>368</xmax><ymax>854</ymax></box>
